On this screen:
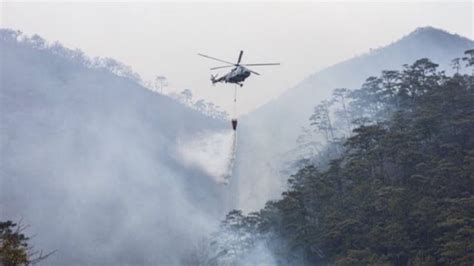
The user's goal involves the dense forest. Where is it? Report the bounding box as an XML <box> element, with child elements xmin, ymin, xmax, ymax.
<box><xmin>188</xmin><ymin>51</ymin><xmax>474</xmax><ymax>265</ymax></box>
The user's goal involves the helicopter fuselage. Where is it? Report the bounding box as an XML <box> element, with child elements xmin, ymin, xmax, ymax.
<box><xmin>212</xmin><ymin>66</ymin><xmax>251</xmax><ymax>86</ymax></box>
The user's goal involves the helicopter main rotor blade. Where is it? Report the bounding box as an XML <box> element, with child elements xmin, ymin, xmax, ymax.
<box><xmin>247</xmin><ymin>67</ymin><xmax>260</xmax><ymax>76</ymax></box>
<box><xmin>198</xmin><ymin>53</ymin><xmax>235</xmax><ymax>65</ymax></box>
<box><xmin>242</xmin><ymin>63</ymin><xmax>280</xmax><ymax>66</ymax></box>
<box><xmin>210</xmin><ymin>65</ymin><xmax>234</xmax><ymax>70</ymax></box>
<box><xmin>237</xmin><ymin>50</ymin><xmax>243</xmax><ymax>65</ymax></box>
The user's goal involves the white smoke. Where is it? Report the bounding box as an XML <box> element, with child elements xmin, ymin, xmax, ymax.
<box><xmin>177</xmin><ymin>129</ymin><xmax>237</xmax><ymax>184</ymax></box>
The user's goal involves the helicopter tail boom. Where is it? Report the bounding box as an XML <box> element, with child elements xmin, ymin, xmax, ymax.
<box><xmin>211</xmin><ymin>74</ymin><xmax>223</xmax><ymax>85</ymax></box>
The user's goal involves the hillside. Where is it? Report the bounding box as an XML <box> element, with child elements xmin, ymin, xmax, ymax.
<box><xmin>200</xmin><ymin>52</ymin><xmax>474</xmax><ymax>266</ymax></box>
<box><xmin>0</xmin><ymin>29</ymin><xmax>229</xmax><ymax>265</ymax></box>
<box><xmin>233</xmin><ymin>27</ymin><xmax>474</xmax><ymax>211</ymax></box>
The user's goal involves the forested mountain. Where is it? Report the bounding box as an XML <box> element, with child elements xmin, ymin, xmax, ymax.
<box><xmin>2</xmin><ymin>26</ymin><xmax>473</xmax><ymax>265</ymax></box>
<box><xmin>234</xmin><ymin>27</ymin><xmax>474</xmax><ymax>211</ymax></box>
<box><xmin>0</xmin><ymin>29</ymin><xmax>229</xmax><ymax>265</ymax></box>
<box><xmin>196</xmin><ymin>51</ymin><xmax>474</xmax><ymax>265</ymax></box>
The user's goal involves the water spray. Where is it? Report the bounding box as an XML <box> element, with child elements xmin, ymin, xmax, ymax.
<box><xmin>177</xmin><ymin>129</ymin><xmax>237</xmax><ymax>185</ymax></box>
<box><xmin>177</xmin><ymin>85</ymin><xmax>240</xmax><ymax>184</ymax></box>
<box><xmin>221</xmin><ymin>129</ymin><xmax>237</xmax><ymax>184</ymax></box>
<box><xmin>219</xmin><ymin>85</ymin><xmax>239</xmax><ymax>183</ymax></box>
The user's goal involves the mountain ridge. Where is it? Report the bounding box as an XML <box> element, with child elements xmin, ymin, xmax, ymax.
<box><xmin>248</xmin><ymin>26</ymin><xmax>473</xmax><ymax>120</ymax></box>
<box><xmin>233</xmin><ymin>26</ymin><xmax>474</xmax><ymax>211</ymax></box>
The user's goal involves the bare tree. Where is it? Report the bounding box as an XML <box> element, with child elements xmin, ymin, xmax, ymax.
<box><xmin>451</xmin><ymin>58</ymin><xmax>461</xmax><ymax>74</ymax></box>
<box><xmin>154</xmin><ymin>76</ymin><xmax>168</xmax><ymax>93</ymax></box>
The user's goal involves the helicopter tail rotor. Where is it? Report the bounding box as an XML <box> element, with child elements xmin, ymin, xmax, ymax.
<box><xmin>210</xmin><ymin>74</ymin><xmax>217</xmax><ymax>85</ymax></box>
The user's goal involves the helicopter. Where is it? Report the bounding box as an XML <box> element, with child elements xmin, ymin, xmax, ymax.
<box><xmin>198</xmin><ymin>50</ymin><xmax>279</xmax><ymax>87</ymax></box>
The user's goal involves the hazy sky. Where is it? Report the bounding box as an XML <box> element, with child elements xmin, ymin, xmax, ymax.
<box><xmin>1</xmin><ymin>1</ymin><xmax>473</xmax><ymax>114</ymax></box>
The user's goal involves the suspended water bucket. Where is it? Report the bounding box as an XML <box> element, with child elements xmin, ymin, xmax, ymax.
<box><xmin>231</xmin><ymin>119</ymin><xmax>238</xmax><ymax>131</ymax></box>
